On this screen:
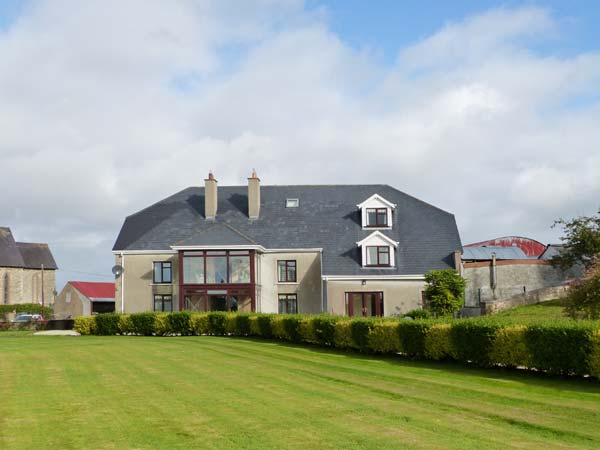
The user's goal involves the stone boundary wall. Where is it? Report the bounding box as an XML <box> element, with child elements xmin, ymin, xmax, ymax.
<box><xmin>482</xmin><ymin>285</ymin><xmax>570</xmax><ymax>314</ymax></box>
<box><xmin>462</xmin><ymin>259</ymin><xmax>579</xmax><ymax>307</ymax></box>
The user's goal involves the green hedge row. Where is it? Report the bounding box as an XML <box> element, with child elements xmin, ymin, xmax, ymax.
<box><xmin>73</xmin><ymin>313</ymin><xmax>600</xmax><ymax>378</ymax></box>
<box><xmin>0</xmin><ymin>303</ymin><xmax>53</xmax><ymax>319</ymax></box>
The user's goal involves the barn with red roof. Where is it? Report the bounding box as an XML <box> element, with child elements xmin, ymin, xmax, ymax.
<box><xmin>54</xmin><ymin>281</ymin><xmax>115</xmax><ymax>319</ymax></box>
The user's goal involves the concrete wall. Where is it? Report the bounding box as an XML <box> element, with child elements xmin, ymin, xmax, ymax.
<box><xmin>463</xmin><ymin>260</ymin><xmax>579</xmax><ymax>307</ymax></box>
<box><xmin>325</xmin><ymin>279</ymin><xmax>425</xmax><ymax>317</ymax></box>
<box><xmin>115</xmin><ymin>253</ymin><xmax>179</xmax><ymax>314</ymax></box>
<box><xmin>54</xmin><ymin>283</ymin><xmax>88</xmax><ymax>319</ymax></box>
<box><xmin>483</xmin><ymin>285</ymin><xmax>570</xmax><ymax>314</ymax></box>
<box><xmin>0</xmin><ymin>267</ymin><xmax>56</xmax><ymax>305</ymax></box>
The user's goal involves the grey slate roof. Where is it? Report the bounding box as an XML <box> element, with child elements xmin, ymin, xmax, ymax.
<box><xmin>0</xmin><ymin>227</ymin><xmax>58</xmax><ymax>269</ymax></box>
<box><xmin>16</xmin><ymin>242</ymin><xmax>58</xmax><ymax>270</ymax></box>
<box><xmin>0</xmin><ymin>227</ymin><xmax>25</xmax><ymax>268</ymax></box>
<box><xmin>462</xmin><ymin>245</ymin><xmax>530</xmax><ymax>261</ymax></box>
<box><xmin>539</xmin><ymin>244</ymin><xmax>562</xmax><ymax>260</ymax></box>
<box><xmin>113</xmin><ymin>185</ymin><xmax>462</xmax><ymax>276</ymax></box>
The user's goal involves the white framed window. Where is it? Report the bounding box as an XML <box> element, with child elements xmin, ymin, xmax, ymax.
<box><xmin>357</xmin><ymin>194</ymin><xmax>395</xmax><ymax>229</ymax></box>
<box><xmin>286</xmin><ymin>198</ymin><xmax>299</xmax><ymax>208</ymax></box>
<box><xmin>356</xmin><ymin>231</ymin><xmax>399</xmax><ymax>268</ymax></box>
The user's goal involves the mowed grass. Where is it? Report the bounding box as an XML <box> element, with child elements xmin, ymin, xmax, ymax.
<box><xmin>1</xmin><ymin>335</ymin><xmax>599</xmax><ymax>450</ymax></box>
<box><xmin>492</xmin><ymin>298</ymin><xmax>572</xmax><ymax>322</ymax></box>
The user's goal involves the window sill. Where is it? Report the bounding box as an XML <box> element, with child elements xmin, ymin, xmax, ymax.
<box><xmin>363</xmin><ymin>266</ymin><xmax>395</xmax><ymax>269</ymax></box>
<box><xmin>362</xmin><ymin>226</ymin><xmax>392</xmax><ymax>230</ymax></box>
<box><xmin>277</xmin><ymin>281</ymin><xmax>299</xmax><ymax>285</ymax></box>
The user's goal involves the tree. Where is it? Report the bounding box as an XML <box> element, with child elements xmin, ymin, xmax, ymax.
<box><xmin>424</xmin><ymin>269</ymin><xmax>466</xmax><ymax>317</ymax></box>
<box><xmin>551</xmin><ymin>209</ymin><xmax>600</xmax><ymax>270</ymax></box>
<box><xmin>564</xmin><ymin>262</ymin><xmax>600</xmax><ymax>320</ymax></box>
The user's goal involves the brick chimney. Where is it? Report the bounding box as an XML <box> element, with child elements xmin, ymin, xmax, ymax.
<box><xmin>248</xmin><ymin>169</ymin><xmax>260</xmax><ymax>219</ymax></box>
<box><xmin>204</xmin><ymin>170</ymin><xmax>218</xmax><ymax>219</ymax></box>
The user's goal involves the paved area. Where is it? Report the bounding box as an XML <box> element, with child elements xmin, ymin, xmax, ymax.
<box><xmin>33</xmin><ymin>330</ymin><xmax>80</xmax><ymax>336</ymax></box>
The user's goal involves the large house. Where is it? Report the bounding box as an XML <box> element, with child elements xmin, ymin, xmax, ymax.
<box><xmin>0</xmin><ymin>227</ymin><xmax>57</xmax><ymax>305</ymax></box>
<box><xmin>112</xmin><ymin>172</ymin><xmax>462</xmax><ymax>317</ymax></box>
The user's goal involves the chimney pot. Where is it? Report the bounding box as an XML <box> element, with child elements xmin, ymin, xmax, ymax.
<box><xmin>204</xmin><ymin>171</ymin><xmax>218</xmax><ymax>219</ymax></box>
<box><xmin>248</xmin><ymin>170</ymin><xmax>261</xmax><ymax>219</ymax></box>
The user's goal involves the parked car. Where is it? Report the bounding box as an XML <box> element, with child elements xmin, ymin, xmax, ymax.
<box><xmin>11</xmin><ymin>313</ymin><xmax>43</xmax><ymax>323</ymax></box>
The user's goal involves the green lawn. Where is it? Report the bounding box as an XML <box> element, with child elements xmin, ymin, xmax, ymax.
<box><xmin>1</xmin><ymin>335</ymin><xmax>599</xmax><ymax>450</ymax></box>
<box><xmin>491</xmin><ymin>298</ymin><xmax>572</xmax><ymax>322</ymax></box>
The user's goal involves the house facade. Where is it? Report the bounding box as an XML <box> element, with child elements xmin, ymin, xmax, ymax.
<box><xmin>0</xmin><ymin>227</ymin><xmax>57</xmax><ymax>305</ymax></box>
<box><xmin>112</xmin><ymin>172</ymin><xmax>462</xmax><ymax>317</ymax></box>
<box><xmin>54</xmin><ymin>281</ymin><xmax>116</xmax><ymax>319</ymax></box>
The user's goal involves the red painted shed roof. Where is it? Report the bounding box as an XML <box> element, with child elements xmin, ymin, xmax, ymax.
<box><xmin>70</xmin><ymin>281</ymin><xmax>115</xmax><ymax>300</ymax></box>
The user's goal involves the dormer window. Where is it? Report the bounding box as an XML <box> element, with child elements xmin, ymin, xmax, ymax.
<box><xmin>357</xmin><ymin>194</ymin><xmax>396</xmax><ymax>229</ymax></box>
<box><xmin>366</xmin><ymin>246</ymin><xmax>390</xmax><ymax>266</ymax></box>
<box><xmin>366</xmin><ymin>208</ymin><xmax>388</xmax><ymax>227</ymax></box>
<box><xmin>286</xmin><ymin>198</ymin><xmax>299</xmax><ymax>208</ymax></box>
<box><xmin>356</xmin><ymin>231</ymin><xmax>399</xmax><ymax>268</ymax></box>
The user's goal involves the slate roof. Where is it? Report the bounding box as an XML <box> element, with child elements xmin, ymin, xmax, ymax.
<box><xmin>113</xmin><ymin>185</ymin><xmax>462</xmax><ymax>276</ymax></box>
<box><xmin>462</xmin><ymin>246</ymin><xmax>530</xmax><ymax>261</ymax></box>
<box><xmin>539</xmin><ymin>244</ymin><xmax>563</xmax><ymax>260</ymax></box>
<box><xmin>0</xmin><ymin>227</ymin><xmax>58</xmax><ymax>270</ymax></box>
<box><xmin>0</xmin><ymin>227</ymin><xmax>25</xmax><ymax>268</ymax></box>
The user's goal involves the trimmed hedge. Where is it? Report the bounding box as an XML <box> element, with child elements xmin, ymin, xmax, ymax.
<box><xmin>0</xmin><ymin>303</ymin><xmax>53</xmax><ymax>319</ymax></box>
<box><xmin>71</xmin><ymin>312</ymin><xmax>600</xmax><ymax>378</ymax></box>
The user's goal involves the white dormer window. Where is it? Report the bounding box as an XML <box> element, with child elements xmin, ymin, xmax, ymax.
<box><xmin>356</xmin><ymin>231</ymin><xmax>399</xmax><ymax>268</ymax></box>
<box><xmin>286</xmin><ymin>198</ymin><xmax>299</xmax><ymax>208</ymax></box>
<box><xmin>357</xmin><ymin>194</ymin><xmax>396</xmax><ymax>229</ymax></box>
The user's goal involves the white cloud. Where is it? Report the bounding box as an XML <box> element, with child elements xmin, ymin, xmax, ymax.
<box><xmin>1</xmin><ymin>2</ymin><xmax>599</xmax><ymax>289</ymax></box>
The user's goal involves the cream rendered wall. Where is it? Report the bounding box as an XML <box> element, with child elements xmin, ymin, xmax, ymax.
<box><xmin>325</xmin><ymin>279</ymin><xmax>425</xmax><ymax>317</ymax></box>
<box><xmin>54</xmin><ymin>283</ymin><xmax>88</xmax><ymax>318</ymax></box>
<box><xmin>259</xmin><ymin>251</ymin><xmax>322</xmax><ymax>314</ymax></box>
<box><xmin>114</xmin><ymin>253</ymin><xmax>178</xmax><ymax>314</ymax></box>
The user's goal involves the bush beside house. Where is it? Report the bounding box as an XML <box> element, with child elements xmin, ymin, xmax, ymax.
<box><xmin>73</xmin><ymin>312</ymin><xmax>600</xmax><ymax>378</ymax></box>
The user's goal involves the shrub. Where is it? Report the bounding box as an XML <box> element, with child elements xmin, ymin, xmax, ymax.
<box><xmin>271</xmin><ymin>316</ymin><xmax>287</xmax><ymax>340</ymax></box>
<box><xmin>424</xmin><ymin>269</ymin><xmax>466</xmax><ymax>317</ymax></box>
<box><xmin>588</xmin><ymin>331</ymin><xmax>600</xmax><ymax>379</ymax></box>
<box><xmin>489</xmin><ymin>325</ymin><xmax>530</xmax><ymax>368</ymax></box>
<box><xmin>190</xmin><ymin>314</ymin><xmax>209</xmax><ymax>335</ymax></box>
<box><xmin>0</xmin><ymin>303</ymin><xmax>53</xmax><ymax>320</ymax></box>
<box><xmin>333</xmin><ymin>320</ymin><xmax>353</xmax><ymax>349</ymax></box>
<box><xmin>248</xmin><ymin>316</ymin><xmax>260</xmax><ymax>336</ymax></box>
<box><xmin>256</xmin><ymin>314</ymin><xmax>273</xmax><ymax>338</ymax></box>
<box><xmin>450</xmin><ymin>319</ymin><xmax>501</xmax><ymax>366</ymax></box>
<box><xmin>369</xmin><ymin>321</ymin><xmax>401</xmax><ymax>353</ymax></box>
<box><xmin>94</xmin><ymin>313</ymin><xmax>121</xmax><ymax>335</ymax></box>
<box><xmin>282</xmin><ymin>315</ymin><xmax>303</xmax><ymax>343</ymax></box>
<box><xmin>225</xmin><ymin>313</ymin><xmax>238</xmax><ymax>335</ymax></box>
<box><xmin>403</xmin><ymin>309</ymin><xmax>431</xmax><ymax>320</ymax></box>
<box><xmin>299</xmin><ymin>317</ymin><xmax>317</xmax><ymax>344</ymax></box>
<box><xmin>129</xmin><ymin>312</ymin><xmax>158</xmax><ymax>336</ymax></box>
<box><xmin>73</xmin><ymin>316</ymin><xmax>96</xmax><ymax>335</ymax></box>
<box><xmin>235</xmin><ymin>314</ymin><xmax>252</xmax><ymax>336</ymax></box>
<box><xmin>154</xmin><ymin>314</ymin><xmax>169</xmax><ymax>336</ymax></box>
<box><xmin>565</xmin><ymin>263</ymin><xmax>600</xmax><ymax>320</ymax></box>
<box><xmin>166</xmin><ymin>311</ymin><xmax>192</xmax><ymax>335</ymax></box>
<box><xmin>207</xmin><ymin>312</ymin><xmax>227</xmax><ymax>336</ymax></box>
<box><xmin>398</xmin><ymin>320</ymin><xmax>431</xmax><ymax>357</ymax></box>
<box><xmin>350</xmin><ymin>319</ymin><xmax>373</xmax><ymax>352</ymax></box>
<box><xmin>525</xmin><ymin>322</ymin><xmax>592</xmax><ymax>375</ymax></box>
<box><xmin>424</xmin><ymin>323</ymin><xmax>453</xmax><ymax>360</ymax></box>
<box><xmin>118</xmin><ymin>315</ymin><xmax>132</xmax><ymax>335</ymax></box>
<box><xmin>311</xmin><ymin>315</ymin><xmax>339</xmax><ymax>346</ymax></box>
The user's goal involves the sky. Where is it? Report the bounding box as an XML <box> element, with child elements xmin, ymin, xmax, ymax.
<box><xmin>1</xmin><ymin>0</ymin><xmax>599</xmax><ymax>291</ymax></box>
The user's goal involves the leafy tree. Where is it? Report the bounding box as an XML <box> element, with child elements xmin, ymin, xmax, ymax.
<box><xmin>424</xmin><ymin>269</ymin><xmax>466</xmax><ymax>317</ymax></box>
<box><xmin>551</xmin><ymin>209</ymin><xmax>600</xmax><ymax>270</ymax></box>
<box><xmin>565</xmin><ymin>262</ymin><xmax>600</xmax><ymax>320</ymax></box>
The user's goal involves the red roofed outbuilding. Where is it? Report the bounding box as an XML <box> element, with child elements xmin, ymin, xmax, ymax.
<box><xmin>54</xmin><ymin>281</ymin><xmax>115</xmax><ymax>319</ymax></box>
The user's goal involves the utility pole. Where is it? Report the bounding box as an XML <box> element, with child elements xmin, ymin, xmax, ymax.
<box><xmin>41</xmin><ymin>263</ymin><xmax>45</xmax><ymax>319</ymax></box>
